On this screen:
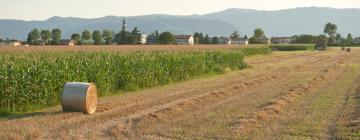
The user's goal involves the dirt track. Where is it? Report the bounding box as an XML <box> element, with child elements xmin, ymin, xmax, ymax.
<box><xmin>1</xmin><ymin>49</ymin><xmax>360</xmax><ymax>139</ymax></box>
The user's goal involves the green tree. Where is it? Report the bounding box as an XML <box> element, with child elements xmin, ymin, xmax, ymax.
<box><xmin>254</xmin><ymin>28</ymin><xmax>265</xmax><ymax>38</ymax></box>
<box><xmin>203</xmin><ymin>34</ymin><xmax>210</xmax><ymax>44</ymax></box>
<box><xmin>129</xmin><ymin>27</ymin><xmax>141</xmax><ymax>44</ymax></box>
<box><xmin>158</xmin><ymin>31</ymin><xmax>176</xmax><ymax>45</ymax></box>
<box><xmin>291</xmin><ymin>34</ymin><xmax>317</xmax><ymax>44</ymax></box>
<box><xmin>27</xmin><ymin>28</ymin><xmax>40</xmax><ymax>45</ymax></box>
<box><xmin>102</xmin><ymin>30</ymin><xmax>113</xmax><ymax>45</ymax></box>
<box><xmin>346</xmin><ymin>33</ymin><xmax>353</xmax><ymax>45</ymax></box>
<box><xmin>114</xmin><ymin>30</ymin><xmax>129</xmax><ymax>45</ymax></box>
<box><xmin>92</xmin><ymin>30</ymin><xmax>103</xmax><ymax>45</ymax></box>
<box><xmin>193</xmin><ymin>32</ymin><xmax>204</xmax><ymax>44</ymax></box>
<box><xmin>230</xmin><ymin>31</ymin><xmax>240</xmax><ymax>39</ymax></box>
<box><xmin>324</xmin><ymin>22</ymin><xmax>337</xmax><ymax>44</ymax></box>
<box><xmin>81</xmin><ymin>30</ymin><xmax>92</xmax><ymax>44</ymax></box>
<box><xmin>211</xmin><ymin>36</ymin><xmax>219</xmax><ymax>44</ymax></box>
<box><xmin>51</xmin><ymin>28</ymin><xmax>62</xmax><ymax>45</ymax></box>
<box><xmin>249</xmin><ymin>28</ymin><xmax>267</xmax><ymax>44</ymax></box>
<box><xmin>71</xmin><ymin>33</ymin><xmax>81</xmax><ymax>45</ymax></box>
<box><xmin>40</xmin><ymin>30</ymin><xmax>51</xmax><ymax>45</ymax></box>
<box><xmin>155</xmin><ymin>30</ymin><xmax>159</xmax><ymax>37</ymax></box>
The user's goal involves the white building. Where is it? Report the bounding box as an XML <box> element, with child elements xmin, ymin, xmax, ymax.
<box><xmin>353</xmin><ymin>37</ymin><xmax>360</xmax><ymax>44</ymax></box>
<box><xmin>140</xmin><ymin>34</ymin><xmax>147</xmax><ymax>44</ymax></box>
<box><xmin>0</xmin><ymin>40</ymin><xmax>22</xmax><ymax>46</ymax></box>
<box><xmin>231</xmin><ymin>38</ymin><xmax>248</xmax><ymax>45</ymax></box>
<box><xmin>175</xmin><ymin>35</ymin><xmax>194</xmax><ymax>45</ymax></box>
<box><xmin>218</xmin><ymin>37</ymin><xmax>231</xmax><ymax>45</ymax></box>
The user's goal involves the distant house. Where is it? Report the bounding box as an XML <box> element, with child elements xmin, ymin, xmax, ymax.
<box><xmin>231</xmin><ymin>38</ymin><xmax>248</xmax><ymax>45</ymax></box>
<box><xmin>218</xmin><ymin>37</ymin><xmax>231</xmax><ymax>45</ymax></box>
<box><xmin>271</xmin><ymin>37</ymin><xmax>294</xmax><ymax>44</ymax></box>
<box><xmin>175</xmin><ymin>35</ymin><xmax>194</xmax><ymax>45</ymax></box>
<box><xmin>59</xmin><ymin>39</ymin><xmax>75</xmax><ymax>46</ymax></box>
<box><xmin>353</xmin><ymin>37</ymin><xmax>360</xmax><ymax>44</ymax></box>
<box><xmin>147</xmin><ymin>35</ymin><xmax>158</xmax><ymax>45</ymax></box>
<box><xmin>0</xmin><ymin>40</ymin><xmax>22</xmax><ymax>46</ymax></box>
<box><xmin>140</xmin><ymin>34</ymin><xmax>147</xmax><ymax>44</ymax></box>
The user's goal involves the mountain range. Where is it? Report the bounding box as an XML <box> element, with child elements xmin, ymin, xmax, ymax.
<box><xmin>0</xmin><ymin>7</ymin><xmax>360</xmax><ymax>40</ymax></box>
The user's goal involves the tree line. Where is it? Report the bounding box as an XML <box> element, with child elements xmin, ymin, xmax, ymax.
<box><xmin>14</xmin><ymin>22</ymin><xmax>360</xmax><ymax>46</ymax></box>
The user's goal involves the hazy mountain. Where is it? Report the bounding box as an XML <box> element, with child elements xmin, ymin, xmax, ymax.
<box><xmin>198</xmin><ymin>7</ymin><xmax>360</xmax><ymax>37</ymax></box>
<box><xmin>0</xmin><ymin>7</ymin><xmax>360</xmax><ymax>40</ymax></box>
<box><xmin>0</xmin><ymin>15</ymin><xmax>238</xmax><ymax>40</ymax></box>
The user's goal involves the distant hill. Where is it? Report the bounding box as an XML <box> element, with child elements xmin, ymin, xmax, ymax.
<box><xmin>198</xmin><ymin>7</ymin><xmax>360</xmax><ymax>37</ymax></box>
<box><xmin>0</xmin><ymin>15</ymin><xmax>238</xmax><ymax>40</ymax></box>
<box><xmin>0</xmin><ymin>7</ymin><xmax>360</xmax><ymax>40</ymax></box>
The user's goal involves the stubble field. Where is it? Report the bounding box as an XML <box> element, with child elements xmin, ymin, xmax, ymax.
<box><xmin>0</xmin><ymin>45</ymin><xmax>359</xmax><ymax>139</ymax></box>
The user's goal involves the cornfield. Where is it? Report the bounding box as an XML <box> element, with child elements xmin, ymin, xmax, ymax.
<box><xmin>0</xmin><ymin>47</ymin><xmax>270</xmax><ymax>114</ymax></box>
<box><xmin>269</xmin><ymin>44</ymin><xmax>315</xmax><ymax>51</ymax></box>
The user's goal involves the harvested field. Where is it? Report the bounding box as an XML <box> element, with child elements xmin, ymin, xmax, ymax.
<box><xmin>1</xmin><ymin>47</ymin><xmax>360</xmax><ymax>139</ymax></box>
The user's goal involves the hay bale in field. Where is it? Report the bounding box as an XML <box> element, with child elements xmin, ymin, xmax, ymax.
<box><xmin>341</xmin><ymin>47</ymin><xmax>345</xmax><ymax>50</ymax></box>
<box><xmin>346</xmin><ymin>48</ymin><xmax>351</xmax><ymax>52</ymax></box>
<box><xmin>61</xmin><ymin>82</ymin><xmax>97</xmax><ymax>114</ymax></box>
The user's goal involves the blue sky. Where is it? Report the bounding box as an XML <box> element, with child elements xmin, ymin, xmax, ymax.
<box><xmin>1</xmin><ymin>0</ymin><xmax>360</xmax><ymax>20</ymax></box>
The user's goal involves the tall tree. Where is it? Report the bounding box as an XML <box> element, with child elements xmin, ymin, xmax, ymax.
<box><xmin>51</xmin><ymin>28</ymin><xmax>62</xmax><ymax>45</ymax></box>
<box><xmin>40</xmin><ymin>30</ymin><xmax>51</xmax><ymax>45</ymax></box>
<box><xmin>102</xmin><ymin>30</ymin><xmax>113</xmax><ymax>45</ymax></box>
<box><xmin>155</xmin><ymin>30</ymin><xmax>159</xmax><ymax>37</ymax></box>
<box><xmin>27</xmin><ymin>28</ymin><xmax>40</xmax><ymax>45</ymax></box>
<box><xmin>92</xmin><ymin>30</ymin><xmax>103</xmax><ymax>45</ymax></box>
<box><xmin>324</xmin><ymin>22</ymin><xmax>337</xmax><ymax>44</ymax></box>
<box><xmin>71</xmin><ymin>33</ymin><xmax>81</xmax><ymax>45</ymax></box>
<box><xmin>346</xmin><ymin>33</ymin><xmax>353</xmax><ymax>45</ymax></box>
<box><xmin>81</xmin><ymin>30</ymin><xmax>92</xmax><ymax>44</ymax></box>
<box><xmin>193</xmin><ymin>32</ymin><xmax>204</xmax><ymax>44</ymax></box>
<box><xmin>230</xmin><ymin>31</ymin><xmax>240</xmax><ymax>39</ymax></box>
<box><xmin>211</xmin><ymin>36</ymin><xmax>219</xmax><ymax>44</ymax></box>
<box><xmin>114</xmin><ymin>30</ymin><xmax>128</xmax><ymax>45</ymax></box>
<box><xmin>253</xmin><ymin>28</ymin><xmax>265</xmax><ymax>38</ymax></box>
<box><xmin>249</xmin><ymin>28</ymin><xmax>267</xmax><ymax>44</ymax></box>
<box><xmin>158</xmin><ymin>32</ymin><xmax>176</xmax><ymax>45</ymax></box>
<box><xmin>130</xmin><ymin>27</ymin><xmax>141</xmax><ymax>44</ymax></box>
<box><xmin>203</xmin><ymin>34</ymin><xmax>210</xmax><ymax>44</ymax></box>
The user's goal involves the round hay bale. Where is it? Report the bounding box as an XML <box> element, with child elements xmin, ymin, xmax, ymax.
<box><xmin>346</xmin><ymin>48</ymin><xmax>351</xmax><ymax>52</ymax></box>
<box><xmin>61</xmin><ymin>82</ymin><xmax>97</xmax><ymax>114</ymax></box>
<box><xmin>341</xmin><ymin>47</ymin><xmax>345</xmax><ymax>50</ymax></box>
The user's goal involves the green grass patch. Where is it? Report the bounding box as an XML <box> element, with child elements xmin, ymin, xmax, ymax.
<box><xmin>239</xmin><ymin>46</ymin><xmax>272</xmax><ymax>56</ymax></box>
<box><xmin>269</xmin><ymin>44</ymin><xmax>315</xmax><ymax>51</ymax></box>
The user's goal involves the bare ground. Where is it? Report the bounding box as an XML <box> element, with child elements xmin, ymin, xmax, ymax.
<box><xmin>1</xmin><ymin>48</ymin><xmax>360</xmax><ymax>140</ymax></box>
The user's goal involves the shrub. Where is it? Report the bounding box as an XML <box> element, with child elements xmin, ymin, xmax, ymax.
<box><xmin>239</xmin><ymin>46</ymin><xmax>272</xmax><ymax>56</ymax></box>
<box><xmin>269</xmin><ymin>44</ymin><xmax>315</xmax><ymax>51</ymax></box>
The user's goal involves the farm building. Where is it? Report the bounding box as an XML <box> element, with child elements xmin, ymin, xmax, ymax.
<box><xmin>0</xmin><ymin>40</ymin><xmax>22</xmax><ymax>46</ymax></box>
<box><xmin>175</xmin><ymin>35</ymin><xmax>194</xmax><ymax>45</ymax></box>
<box><xmin>218</xmin><ymin>37</ymin><xmax>231</xmax><ymax>45</ymax></box>
<box><xmin>231</xmin><ymin>38</ymin><xmax>248</xmax><ymax>45</ymax></box>
<box><xmin>59</xmin><ymin>39</ymin><xmax>76</xmax><ymax>46</ymax></box>
<box><xmin>271</xmin><ymin>37</ymin><xmax>294</xmax><ymax>44</ymax></box>
<box><xmin>353</xmin><ymin>37</ymin><xmax>360</xmax><ymax>44</ymax></box>
<box><xmin>140</xmin><ymin>34</ymin><xmax>147</xmax><ymax>44</ymax></box>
